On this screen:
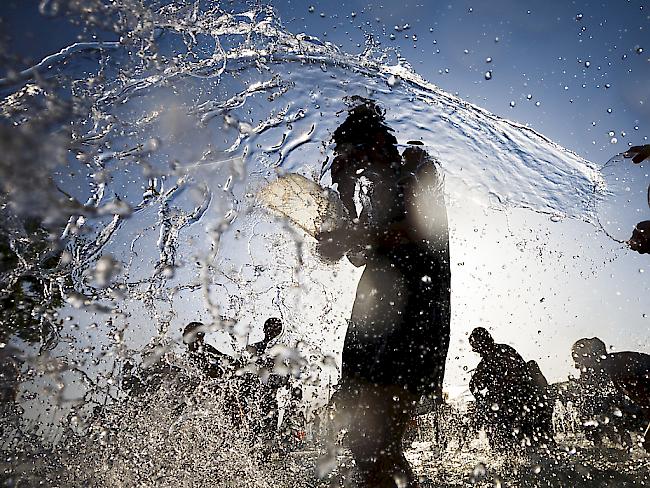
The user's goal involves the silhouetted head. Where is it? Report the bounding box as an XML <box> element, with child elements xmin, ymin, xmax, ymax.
<box><xmin>332</xmin><ymin>97</ymin><xmax>400</xmax><ymax>166</ymax></box>
<box><xmin>263</xmin><ymin>317</ymin><xmax>283</xmax><ymax>343</ymax></box>
<box><xmin>183</xmin><ymin>322</ymin><xmax>205</xmax><ymax>347</ymax></box>
<box><xmin>469</xmin><ymin>327</ymin><xmax>494</xmax><ymax>355</ymax></box>
<box><xmin>572</xmin><ymin>337</ymin><xmax>607</xmax><ymax>370</ymax></box>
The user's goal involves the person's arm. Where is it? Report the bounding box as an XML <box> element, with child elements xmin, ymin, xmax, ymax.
<box><xmin>623</xmin><ymin>145</ymin><xmax>650</xmax><ymax>164</ymax></box>
<box><xmin>629</xmin><ymin>220</ymin><xmax>650</xmax><ymax>254</ymax></box>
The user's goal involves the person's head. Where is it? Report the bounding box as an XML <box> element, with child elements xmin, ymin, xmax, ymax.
<box><xmin>469</xmin><ymin>327</ymin><xmax>494</xmax><ymax>355</ymax></box>
<box><xmin>183</xmin><ymin>322</ymin><xmax>205</xmax><ymax>348</ymax></box>
<box><xmin>263</xmin><ymin>317</ymin><xmax>283</xmax><ymax>344</ymax></box>
<box><xmin>332</xmin><ymin>97</ymin><xmax>400</xmax><ymax>166</ymax></box>
<box><xmin>571</xmin><ymin>337</ymin><xmax>607</xmax><ymax>370</ymax></box>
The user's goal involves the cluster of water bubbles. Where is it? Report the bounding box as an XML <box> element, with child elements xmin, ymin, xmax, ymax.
<box><xmin>0</xmin><ymin>1</ymin><xmax>648</xmax><ymax>486</ymax></box>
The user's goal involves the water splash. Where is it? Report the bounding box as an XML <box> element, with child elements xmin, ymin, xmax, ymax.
<box><xmin>0</xmin><ymin>1</ymin><xmax>641</xmax><ymax>486</ymax></box>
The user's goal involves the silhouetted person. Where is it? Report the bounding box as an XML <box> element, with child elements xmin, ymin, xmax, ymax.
<box><xmin>622</xmin><ymin>145</ymin><xmax>650</xmax><ymax>254</ymax></box>
<box><xmin>247</xmin><ymin>317</ymin><xmax>283</xmax><ymax>365</ymax></box>
<box><xmin>183</xmin><ymin>321</ymin><xmax>225</xmax><ymax>378</ymax></box>
<box><xmin>572</xmin><ymin>337</ymin><xmax>650</xmax><ymax>449</ymax></box>
<box><xmin>469</xmin><ymin>327</ymin><xmax>548</xmax><ymax>448</ymax></box>
<box><xmin>319</xmin><ymin>98</ymin><xmax>451</xmax><ymax>487</ymax></box>
<box><xmin>182</xmin><ymin>318</ymin><xmax>284</xmax><ymax>379</ymax></box>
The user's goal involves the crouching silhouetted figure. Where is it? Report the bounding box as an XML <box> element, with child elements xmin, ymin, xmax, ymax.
<box><xmin>572</xmin><ymin>337</ymin><xmax>650</xmax><ymax>450</ymax></box>
<box><xmin>319</xmin><ymin>98</ymin><xmax>451</xmax><ymax>487</ymax></box>
<box><xmin>469</xmin><ymin>328</ymin><xmax>551</xmax><ymax>448</ymax></box>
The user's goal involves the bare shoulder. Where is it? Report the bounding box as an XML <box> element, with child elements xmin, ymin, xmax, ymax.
<box><xmin>607</xmin><ymin>351</ymin><xmax>650</xmax><ymax>376</ymax></box>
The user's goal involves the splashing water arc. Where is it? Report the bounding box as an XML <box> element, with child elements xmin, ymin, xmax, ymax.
<box><xmin>1</xmin><ymin>2</ymin><xmax>634</xmax><ymax>486</ymax></box>
<box><xmin>0</xmin><ymin>0</ymin><xmax>602</xmax><ymax>432</ymax></box>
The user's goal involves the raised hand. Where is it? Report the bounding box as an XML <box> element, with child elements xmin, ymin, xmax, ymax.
<box><xmin>623</xmin><ymin>145</ymin><xmax>650</xmax><ymax>164</ymax></box>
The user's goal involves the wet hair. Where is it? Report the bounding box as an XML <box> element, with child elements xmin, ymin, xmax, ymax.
<box><xmin>332</xmin><ymin>97</ymin><xmax>399</xmax><ymax>160</ymax></box>
<box><xmin>183</xmin><ymin>322</ymin><xmax>205</xmax><ymax>345</ymax></box>
<box><xmin>469</xmin><ymin>327</ymin><xmax>493</xmax><ymax>348</ymax></box>
<box><xmin>571</xmin><ymin>337</ymin><xmax>607</xmax><ymax>366</ymax></box>
<box><xmin>263</xmin><ymin>317</ymin><xmax>283</xmax><ymax>342</ymax></box>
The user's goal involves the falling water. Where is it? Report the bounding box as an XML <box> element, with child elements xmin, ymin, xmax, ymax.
<box><xmin>0</xmin><ymin>1</ymin><xmax>647</xmax><ymax>486</ymax></box>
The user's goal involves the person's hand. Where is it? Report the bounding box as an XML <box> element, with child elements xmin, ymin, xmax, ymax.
<box><xmin>629</xmin><ymin>220</ymin><xmax>650</xmax><ymax>254</ymax></box>
<box><xmin>315</xmin><ymin>229</ymin><xmax>348</xmax><ymax>262</ymax></box>
<box><xmin>623</xmin><ymin>145</ymin><xmax>650</xmax><ymax>164</ymax></box>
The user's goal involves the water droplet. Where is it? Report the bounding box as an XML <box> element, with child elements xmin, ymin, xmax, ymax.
<box><xmin>527</xmin><ymin>94</ymin><xmax>533</xmax><ymax>100</ymax></box>
<box><xmin>604</xmin><ymin>83</ymin><xmax>611</xmax><ymax>89</ymax></box>
<box><xmin>636</xmin><ymin>46</ymin><xmax>644</xmax><ymax>54</ymax></box>
<box><xmin>421</xmin><ymin>275</ymin><xmax>432</xmax><ymax>283</ymax></box>
<box><xmin>610</xmin><ymin>137</ymin><xmax>618</xmax><ymax>144</ymax></box>
<box><xmin>351</xmin><ymin>11</ymin><xmax>357</xmax><ymax>18</ymax></box>
<box><xmin>319</xmin><ymin>12</ymin><xmax>325</xmax><ymax>18</ymax></box>
<box><xmin>394</xmin><ymin>473</ymin><xmax>408</xmax><ymax>488</ymax></box>
<box><xmin>606</xmin><ymin>108</ymin><xmax>612</xmax><ymax>113</ymax></box>
<box><xmin>535</xmin><ymin>101</ymin><xmax>541</xmax><ymax>107</ymax></box>
<box><xmin>608</xmin><ymin>130</ymin><xmax>615</xmax><ymax>137</ymax></box>
<box><xmin>576</xmin><ymin>13</ymin><xmax>583</xmax><ymax>21</ymax></box>
<box><xmin>484</xmin><ymin>70</ymin><xmax>492</xmax><ymax>80</ymax></box>
<box><xmin>486</xmin><ymin>56</ymin><xmax>492</xmax><ymax>63</ymax></box>
<box><xmin>468</xmin><ymin>7</ymin><xmax>474</xmax><ymax>13</ymax></box>
<box><xmin>494</xmin><ymin>36</ymin><xmax>500</xmax><ymax>43</ymax></box>
<box><xmin>464</xmin><ymin>49</ymin><xmax>469</xmax><ymax>54</ymax></box>
<box><xmin>509</xmin><ymin>101</ymin><xmax>516</xmax><ymax>107</ymax></box>
<box><xmin>412</xmin><ymin>35</ymin><xmax>418</xmax><ymax>41</ymax></box>
<box><xmin>389</xmin><ymin>33</ymin><xmax>396</xmax><ymax>40</ymax></box>
<box><xmin>308</xmin><ymin>5</ymin><xmax>315</xmax><ymax>13</ymax></box>
<box><xmin>584</xmin><ymin>60</ymin><xmax>591</xmax><ymax>68</ymax></box>
<box><xmin>94</xmin><ymin>255</ymin><xmax>121</xmax><ymax>288</ymax></box>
